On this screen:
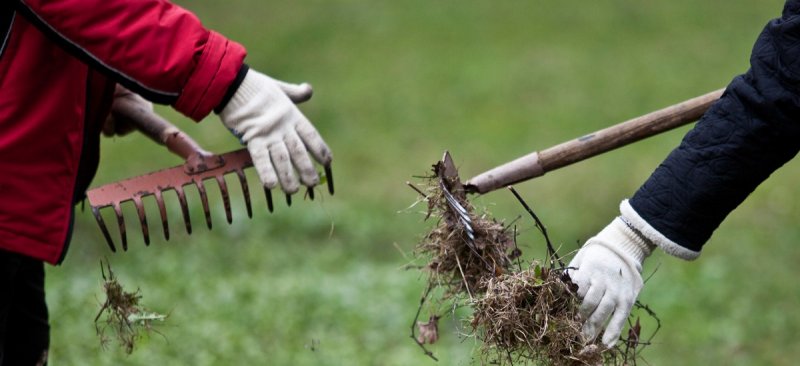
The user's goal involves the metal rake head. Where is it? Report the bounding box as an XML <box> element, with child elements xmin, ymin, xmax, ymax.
<box><xmin>87</xmin><ymin>149</ymin><xmax>334</xmax><ymax>252</ymax></box>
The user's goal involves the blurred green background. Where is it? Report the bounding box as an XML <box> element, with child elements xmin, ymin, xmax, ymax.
<box><xmin>49</xmin><ymin>0</ymin><xmax>800</xmax><ymax>365</ymax></box>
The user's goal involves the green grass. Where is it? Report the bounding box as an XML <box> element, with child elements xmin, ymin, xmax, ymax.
<box><xmin>46</xmin><ymin>1</ymin><xmax>800</xmax><ymax>365</ymax></box>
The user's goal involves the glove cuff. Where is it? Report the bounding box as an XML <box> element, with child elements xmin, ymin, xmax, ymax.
<box><xmin>593</xmin><ymin>217</ymin><xmax>655</xmax><ymax>267</ymax></box>
<box><xmin>613</xmin><ymin>217</ymin><xmax>655</xmax><ymax>264</ymax></box>
<box><xmin>220</xmin><ymin>68</ymin><xmax>262</xmax><ymax>123</ymax></box>
<box><xmin>215</xmin><ymin>64</ymin><xmax>250</xmax><ymax>114</ymax></box>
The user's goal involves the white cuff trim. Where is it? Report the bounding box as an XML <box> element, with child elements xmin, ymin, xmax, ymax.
<box><xmin>620</xmin><ymin>199</ymin><xmax>701</xmax><ymax>261</ymax></box>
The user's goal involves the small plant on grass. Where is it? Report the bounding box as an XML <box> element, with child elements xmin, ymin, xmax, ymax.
<box><xmin>94</xmin><ymin>260</ymin><xmax>167</xmax><ymax>354</ymax></box>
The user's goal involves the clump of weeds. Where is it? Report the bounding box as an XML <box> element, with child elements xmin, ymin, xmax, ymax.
<box><xmin>94</xmin><ymin>260</ymin><xmax>167</xmax><ymax>354</ymax></box>
<box><xmin>406</xmin><ymin>154</ymin><xmax>659</xmax><ymax>365</ymax></box>
<box><xmin>410</xmin><ymin>158</ymin><xmax>518</xmax><ymax>299</ymax></box>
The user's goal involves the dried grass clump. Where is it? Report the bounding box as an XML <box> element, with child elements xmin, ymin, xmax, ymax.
<box><xmin>413</xmin><ymin>161</ymin><xmax>518</xmax><ymax>298</ymax></box>
<box><xmin>408</xmin><ymin>155</ymin><xmax>658</xmax><ymax>365</ymax></box>
<box><xmin>95</xmin><ymin>261</ymin><xmax>166</xmax><ymax>354</ymax></box>
<box><xmin>471</xmin><ymin>265</ymin><xmax>603</xmax><ymax>366</ymax></box>
<box><xmin>418</xmin><ymin>192</ymin><xmax>515</xmax><ymax>297</ymax></box>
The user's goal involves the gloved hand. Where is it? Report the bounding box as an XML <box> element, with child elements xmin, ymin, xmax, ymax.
<box><xmin>219</xmin><ymin>68</ymin><xmax>332</xmax><ymax>194</ymax></box>
<box><xmin>568</xmin><ymin>217</ymin><xmax>655</xmax><ymax>348</ymax></box>
<box><xmin>104</xmin><ymin>85</ymin><xmax>154</xmax><ymax>137</ymax></box>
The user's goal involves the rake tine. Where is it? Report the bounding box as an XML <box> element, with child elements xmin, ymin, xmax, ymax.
<box><xmin>215</xmin><ymin>175</ymin><xmax>233</xmax><ymax>224</ymax></box>
<box><xmin>91</xmin><ymin>206</ymin><xmax>116</xmax><ymax>252</ymax></box>
<box><xmin>235</xmin><ymin>169</ymin><xmax>252</xmax><ymax>218</ymax></box>
<box><xmin>112</xmin><ymin>202</ymin><xmax>128</xmax><ymax>251</ymax></box>
<box><xmin>286</xmin><ymin>193</ymin><xmax>292</xmax><ymax>207</ymax></box>
<box><xmin>175</xmin><ymin>186</ymin><xmax>192</xmax><ymax>234</ymax></box>
<box><xmin>325</xmin><ymin>164</ymin><xmax>334</xmax><ymax>195</ymax></box>
<box><xmin>264</xmin><ymin>186</ymin><xmax>274</xmax><ymax>213</ymax></box>
<box><xmin>307</xmin><ymin>186</ymin><xmax>315</xmax><ymax>201</ymax></box>
<box><xmin>195</xmin><ymin>179</ymin><xmax>212</xmax><ymax>229</ymax></box>
<box><xmin>154</xmin><ymin>190</ymin><xmax>169</xmax><ymax>240</ymax></box>
<box><xmin>132</xmin><ymin>196</ymin><xmax>150</xmax><ymax>246</ymax></box>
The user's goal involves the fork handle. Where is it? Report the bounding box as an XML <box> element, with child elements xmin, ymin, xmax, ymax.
<box><xmin>465</xmin><ymin>88</ymin><xmax>725</xmax><ymax>194</ymax></box>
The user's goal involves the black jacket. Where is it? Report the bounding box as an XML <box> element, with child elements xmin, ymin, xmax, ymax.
<box><xmin>628</xmin><ymin>0</ymin><xmax>800</xmax><ymax>257</ymax></box>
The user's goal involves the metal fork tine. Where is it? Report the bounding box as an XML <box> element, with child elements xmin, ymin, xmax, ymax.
<box><xmin>175</xmin><ymin>186</ymin><xmax>192</xmax><ymax>234</ymax></box>
<box><xmin>235</xmin><ymin>169</ymin><xmax>252</xmax><ymax>218</ymax></box>
<box><xmin>132</xmin><ymin>196</ymin><xmax>150</xmax><ymax>246</ymax></box>
<box><xmin>440</xmin><ymin>180</ymin><xmax>476</xmax><ymax>248</ymax></box>
<box><xmin>264</xmin><ymin>186</ymin><xmax>274</xmax><ymax>213</ymax></box>
<box><xmin>154</xmin><ymin>190</ymin><xmax>169</xmax><ymax>240</ymax></box>
<box><xmin>91</xmin><ymin>206</ymin><xmax>116</xmax><ymax>252</ymax></box>
<box><xmin>215</xmin><ymin>175</ymin><xmax>232</xmax><ymax>224</ymax></box>
<box><xmin>325</xmin><ymin>164</ymin><xmax>334</xmax><ymax>195</ymax></box>
<box><xmin>112</xmin><ymin>202</ymin><xmax>127</xmax><ymax>251</ymax></box>
<box><xmin>195</xmin><ymin>179</ymin><xmax>212</xmax><ymax>229</ymax></box>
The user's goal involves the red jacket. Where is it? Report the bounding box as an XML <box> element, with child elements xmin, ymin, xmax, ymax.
<box><xmin>0</xmin><ymin>0</ymin><xmax>246</xmax><ymax>264</ymax></box>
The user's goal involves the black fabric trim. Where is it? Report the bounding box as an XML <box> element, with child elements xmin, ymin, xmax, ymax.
<box><xmin>57</xmin><ymin>205</ymin><xmax>74</xmax><ymax>265</ymax></box>
<box><xmin>214</xmin><ymin>63</ymin><xmax>249</xmax><ymax>114</ymax></box>
<box><xmin>14</xmin><ymin>0</ymin><xmax>179</xmax><ymax>105</ymax></box>
<box><xmin>0</xmin><ymin>3</ymin><xmax>15</xmax><ymax>58</ymax></box>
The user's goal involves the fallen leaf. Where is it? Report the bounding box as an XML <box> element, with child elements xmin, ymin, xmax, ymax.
<box><xmin>417</xmin><ymin>315</ymin><xmax>440</xmax><ymax>344</ymax></box>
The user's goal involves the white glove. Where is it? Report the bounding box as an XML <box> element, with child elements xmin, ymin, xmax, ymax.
<box><xmin>568</xmin><ymin>217</ymin><xmax>655</xmax><ymax>348</ymax></box>
<box><xmin>220</xmin><ymin>69</ymin><xmax>333</xmax><ymax>194</ymax></box>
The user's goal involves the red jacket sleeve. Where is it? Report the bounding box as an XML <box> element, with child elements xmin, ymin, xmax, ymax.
<box><xmin>16</xmin><ymin>0</ymin><xmax>246</xmax><ymax>121</ymax></box>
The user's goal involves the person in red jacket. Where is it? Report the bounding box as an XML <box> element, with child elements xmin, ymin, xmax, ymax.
<box><xmin>0</xmin><ymin>1</ymin><xmax>333</xmax><ymax>364</ymax></box>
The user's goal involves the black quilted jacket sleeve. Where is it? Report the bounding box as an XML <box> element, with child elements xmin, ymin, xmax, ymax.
<box><xmin>629</xmin><ymin>0</ymin><xmax>800</xmax><ymax>253</ymax></box>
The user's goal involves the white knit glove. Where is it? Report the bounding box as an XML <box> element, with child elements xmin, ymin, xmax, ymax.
<box><xmin>219</xmin><ymin>69</ymin><xmax>333</xmax><ymax>194</ymax></box>
<box><xmin>568</xmin><ymin>217</ymin><xmax>655</xmax><ymax>348</ymax></box>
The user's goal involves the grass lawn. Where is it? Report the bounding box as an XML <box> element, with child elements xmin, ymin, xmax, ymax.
<box><xmin>47</xmin><ymin>1</ymin><xmax>800</xmax><ymax>364</ymax></box>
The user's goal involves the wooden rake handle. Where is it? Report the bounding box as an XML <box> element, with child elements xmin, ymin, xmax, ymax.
<box><xmin>464</xmin><ymin>88</ymin><xmax>725</xmax><ymax>194</ymax></box>
<box><xmin>110</xmin><ymin>96</ymin><xmax>225</xmax><ymax>174</ymax></box>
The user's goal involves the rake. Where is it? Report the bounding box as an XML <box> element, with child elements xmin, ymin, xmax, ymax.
<box><xmin>87</xmin><ymin>97</ymin><xmax>334</xmax><ymax>252</ymax></box>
